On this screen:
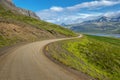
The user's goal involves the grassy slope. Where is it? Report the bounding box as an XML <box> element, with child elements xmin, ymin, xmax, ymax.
<box><xmin>0</xmin><ymin>5</ymin><xmax>76</xmax><ymax>37</ymax></box>
<box><xmin>0</xmin><ymin>5</ymin><xmax>77</xmax><ymax>48</ymax></box>
<box><xmin>46</xmin><ymin>35</ymin><xmax>120</xmax><ymax>80</ymax></box>
<box><xmin>0</xmin><ymin>35</ymin><xmax>18</xmax><ymax>47</ymax></box>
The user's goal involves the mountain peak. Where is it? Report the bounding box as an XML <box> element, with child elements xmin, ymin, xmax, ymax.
<box><xmin>98</xmin><ymin>16</ymin><xmax>109</xmax><ymax>22</ymax></box>
<box><xmin>83</xmin><ymin>15</ymin><xmax>120</xmax><ymax>23</ymax></box>
<box><xmin>100</xmin><ymin>16</ymin><xmax>108</xmax><ymax>19</ymax></box>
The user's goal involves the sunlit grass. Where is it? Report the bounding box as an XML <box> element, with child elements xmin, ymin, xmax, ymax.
<box><xmin>47</xmin><ymin>35</ymin><xmax>120</xmax><ymax>80</ymax></box>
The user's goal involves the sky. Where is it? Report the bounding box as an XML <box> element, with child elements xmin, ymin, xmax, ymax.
<box><xmin>13</xmin><ymin>0</ymin><xmax>120</xmax><ymax>24</ymax></box>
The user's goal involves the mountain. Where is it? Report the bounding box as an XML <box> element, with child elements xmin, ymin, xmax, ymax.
<box><xmin>60</xmin><ymin>23</ymin><xmax>72</xmax><ymax>28</ymax></box>
<box><xmin>84</xmin><ymin>16</ymin><xmax>120</xmax><ymax>23</ymax></box>
<box><xmin>0</xmin><ymin>0</ymin><xmax>40</xmax><ymax>19</ymax></box>
<box><xmin>61</xmin><ymin>23</ymin><xmax>67</xmax><ymax>26</ymax></box>
<box><xmin>70</xmin><ymin>15</ymin><xmax>120</xmax><ymax>34</ymax></box>
<box><xmin>0</xmin><ymin>0</ymin><xmax>76</xmax><ymax>48</ymax></box>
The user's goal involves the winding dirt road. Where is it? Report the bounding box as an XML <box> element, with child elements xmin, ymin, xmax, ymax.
<box><xmin>0</xmin><ymin>36</ymin><xmax>82</xmax><ymax>80</ymax></box>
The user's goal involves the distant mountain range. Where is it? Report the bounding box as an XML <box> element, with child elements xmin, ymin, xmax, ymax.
<box><xmin>69</xmin><ymin>15</ymin><xmax>120</xmax><ymax>34</ymax></box>
<box><xmin>84</xmin><ymin>16</ymin><xmax>120</xmax><ymax>23</ymax></box>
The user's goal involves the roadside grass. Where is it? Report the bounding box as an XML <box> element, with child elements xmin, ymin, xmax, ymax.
<box><xmin>0</xmin><ymin>35</ymin><xmax>18</xmax><ymax>48</ymax></box>
<box><xmin>46</xmin><ymin>35</ymin><xmax>120</xmax><ymax>80</ymax></box>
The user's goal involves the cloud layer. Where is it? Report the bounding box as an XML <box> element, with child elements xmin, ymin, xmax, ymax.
<box><xmin>103</xmin><ymin>11</ymin><xmax>120</xmax><ymax>17</ymax></box>
<box><xmin>67</xmin><ymin>0</ymin><xmax>120</xmax><ymax>10</ymax></box>
<box><xmin>36</xmin><ymin>0</ymin><xmax>120</xmax><ymax>24</ymax></box>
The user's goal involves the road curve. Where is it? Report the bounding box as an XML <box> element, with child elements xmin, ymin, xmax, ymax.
<box><xmin>0</xmin><ymin>35</ymin><xmax>82</xmax><ymax>80</ymax></box>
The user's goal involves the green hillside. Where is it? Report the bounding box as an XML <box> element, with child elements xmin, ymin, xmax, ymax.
<box><xmin>0</xmin><ymin>5</ymin><xmax>76</xmax><ymax>36</ymax></box>
<box><xmin>0</xmin><ymin>4</ymin><xmax>76</xmax><ymax>48</ymax></box>
<box><xmin>46</xmin><ymin>35</ymin><xmax>120</xmax><ymax>80</ymax></box>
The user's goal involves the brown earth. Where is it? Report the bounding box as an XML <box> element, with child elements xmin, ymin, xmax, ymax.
<box><xmin>0</xmin><ymin>22</ymin><xmax>57</xmax><ymax>41</ymax></box>
<box><xmin>0</xmin><ymin>21</ymin><xmax>69</xmax><ymax>49</ymax></box>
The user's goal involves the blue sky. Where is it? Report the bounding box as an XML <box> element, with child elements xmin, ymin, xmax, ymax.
<box><xmin>13</xmin><ymin>0</ymin><xmax>92</xmax><ymax>11</ymax></box>
<box><xmin>13</xmin><ymin>0</ymin><xmax>120</xmax><ymax>24</ymax></box>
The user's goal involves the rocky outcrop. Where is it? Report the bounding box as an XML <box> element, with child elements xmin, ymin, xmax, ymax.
<box><xmin>0</xmin><ymin>0</ymin><xmax>40</xmax><ymax>20</ymax></box>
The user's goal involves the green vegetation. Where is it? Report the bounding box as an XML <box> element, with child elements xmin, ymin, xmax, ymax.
<box><xmin>0</xmin><ymin>5</ymin><xmax>76</xmax><ymax>37</ymax></box>
<box><xmin>0</xmin><ymin>35</ymin><xmax>18</xmax><ymax>48</ymax></box>
<box><xmin>115</xmin><ymin>29</ymin><xmax>120</xmax><ymax>34</ymax></box>
<box><xmin>47</xmin><ymin>35</ymin><xmax>120</xmax><ymax>80</ymax></box>
<box><xmin>0</xmin><ymin>4</ymin><xmax>77</xmax><ymax>48</ymax></box>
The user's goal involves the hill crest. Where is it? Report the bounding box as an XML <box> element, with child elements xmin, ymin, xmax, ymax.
<box><xmin>0</xmin><ymin>0</ymin><xmax>40</xmax><ymax>19</ymax></box>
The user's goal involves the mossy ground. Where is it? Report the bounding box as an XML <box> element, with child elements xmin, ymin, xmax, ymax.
<box><xmin>47</xmin><ymin>35</ymin><xmax>120</xmax><ymax>80</ymax></box>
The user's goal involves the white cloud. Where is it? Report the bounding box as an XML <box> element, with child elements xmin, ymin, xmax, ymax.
<box><xmin>36</xmin><ymin>11</ymin><xmax>102</xmax><ymax>24</ymax></box>
<box><xmin>67</xmin><ymin>0</ymin><xmax>120</xmax><ymax>10</ymax></box>
<box><xmin>36</xmin><ymin>0</ymin><xmax>120</xmax><ymax>24</ymax></box>
<box><xmin>50</xmin><ymin>6</ymin><xmax>64</xmax><ymax>12</ymax></box>
<box><xmin>103</xmin><ymin>11</ymin><xmax>120</xmax><ymax>17</ymax></box>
